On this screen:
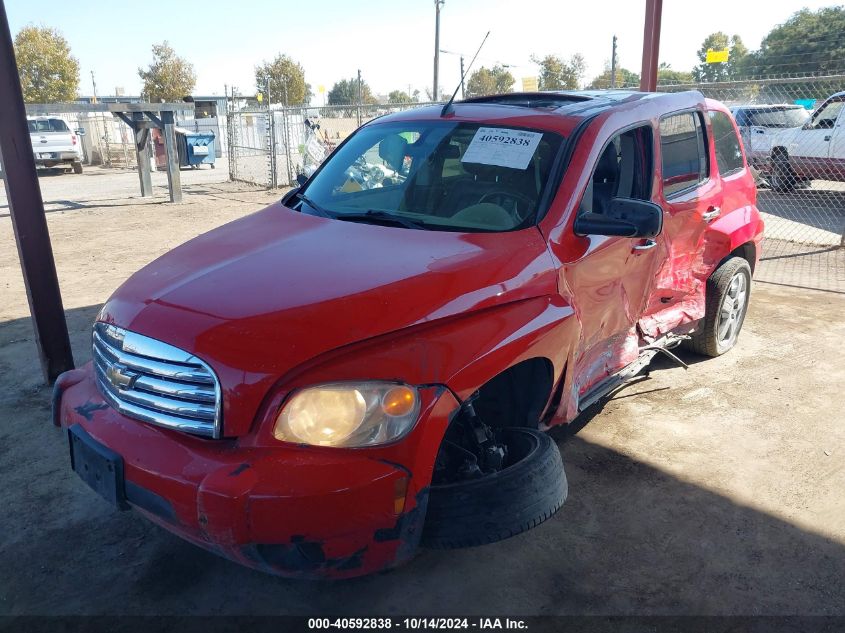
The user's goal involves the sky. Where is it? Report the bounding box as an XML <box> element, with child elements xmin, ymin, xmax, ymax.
<box><xmin>6</xmin><ymin>0</ymin><xmax>840</xmax><ymax>101</ymax></box>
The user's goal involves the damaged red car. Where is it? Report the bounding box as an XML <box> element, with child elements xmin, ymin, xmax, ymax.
<box><xmin>55</xmin><ymin>90</ymin><xmax>763</xmax><ymax>579</ymax></box>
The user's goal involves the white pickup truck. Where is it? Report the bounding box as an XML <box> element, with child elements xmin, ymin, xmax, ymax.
<box><xmin>28</xmin><ymin>116</ymin><xmax>84</xmax><ymax>174</ymax></box>
<box><xmin>767</xmin><ymin>91</ymin><xmax>845</xmax><ymax>192</ymax></box>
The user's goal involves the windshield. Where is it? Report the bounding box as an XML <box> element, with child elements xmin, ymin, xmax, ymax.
<box><xmin>297</xmin><ymin>121</ymin><xmax>563</xmax><ymax>232</ymax></box>
<box><xmin>735</xmin><ymin>107</ymin><xmax>809</xmax><ymax>128</ymax></box>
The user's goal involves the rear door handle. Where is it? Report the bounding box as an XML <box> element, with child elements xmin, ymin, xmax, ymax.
<box><xmin>632</xmin><ymin>239</ymin><xmax>657</xmax><ymax>252</ymax></box>
<box><xmin>824</xmin><ymin>135</ymin><xmax>832</xmax><ymax>141</ymax></box>
<box><xmin>702</xmin><ymin>207</ymin><xmax>721</xmax><ymax>222</ymax></box>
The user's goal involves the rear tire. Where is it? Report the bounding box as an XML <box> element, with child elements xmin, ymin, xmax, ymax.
<box><xmin>72</xmin><ymin>161</ymin><xmax>83</xmax><ymax>174</ymax></box>
<box><xmin>422</xmin><ymin>428</ymin><xmax>567</xmax><ymax>549</ymax></box>
<box><xmin>686</xmin><ymin>257</ymin><xmax>752</xmax><ymax>357</ymax></box>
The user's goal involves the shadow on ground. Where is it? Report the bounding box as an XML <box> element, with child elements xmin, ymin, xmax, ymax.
<box><xmin>757</xmin><ymin>188</ymin><xmax>845</xmax><ymax>236</ymax></box>
<box><xmin>1</xmin><ymin>306</ymin><xmax>843</xmax><ymax>616</ymax></box>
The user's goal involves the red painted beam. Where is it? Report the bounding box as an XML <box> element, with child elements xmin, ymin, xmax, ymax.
<box><xmin>0</xmin><ymin>0</ymin><xmax>74</xmax><ymax>382</ymax></box>
<box><xmin>639</xmin><ymin>0</ymin><xmax>663</xmax><ymax>92</ymax></box>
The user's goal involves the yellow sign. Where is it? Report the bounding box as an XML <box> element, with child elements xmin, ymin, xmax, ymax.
<box><xmin>318</xmin><ymin>85</ymin><xmax>326</xmax><ymax>93</ymax></box>
<box><xmin>256</xmin><ymin>93</ymin><xmax>263</xmax><ymax>103</ymax></box>
<box><xmin>706</xmin><ymin>48</ymin><xmax>730</xmax><ymax>64</ymax></box>
<box><xmin>522</xmin><ymin>76</ymin><xmax>539</xmax><ymax>92</ymax></box>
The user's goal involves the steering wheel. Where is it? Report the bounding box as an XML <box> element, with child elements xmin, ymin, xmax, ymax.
<box><xmin>477</xmin><ymin>191</ymin><xmax>535</xmax><ymax>223</ymax></box>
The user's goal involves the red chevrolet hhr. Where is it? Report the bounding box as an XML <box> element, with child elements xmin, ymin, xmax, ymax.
<box><xmin>55</xmin><ymin>90</ymin><xmax>763</xmax><ymax>578</ymax></box>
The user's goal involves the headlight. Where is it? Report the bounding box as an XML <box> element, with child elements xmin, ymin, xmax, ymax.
<box><xmin>274</xmin><ymin>382</ymin><xmax>421</xmax><ymax>447</ymax></box>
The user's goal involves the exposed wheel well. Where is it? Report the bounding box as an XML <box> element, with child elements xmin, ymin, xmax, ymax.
<box><xmin>471</xmin><ymin>357</ymin><xmax>555</xmax><ymax>429</ymax></box>
<box><xmin>728</xmin><ymin>242</ymin><xmax>757</xmax><ymax>275</ymax></box>
<box><xmin>771</xmin><ymin>146</ymin><xmax>788</xmax><ymax>159</ymax></box>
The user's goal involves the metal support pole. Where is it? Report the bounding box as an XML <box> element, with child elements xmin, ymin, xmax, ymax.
<box><xmin>0</xmin><ymin>0</ymin><xmax>74</xmax><ymax>382</ymax></box>
<box><xmin>639</xmin><ymin>0</ymin><xmax>663</xmax><ymax>92</ymax></box>
<box><xmin>433</xmin><ymin>0</ymin><xmax>443</xmax><ymax>101</ymax></box>
<box><xmin>460</xmin><ymin>55</ymin><xmax>465</xmax><ymax>99</ymax></box>
<box><xmin>162</xmin><ymin>110</ymin><xmax>182</xmax><ymax>203</ymax></box>
<box><xmin>132</xmin><ymin>113</ymin><xmax>153</xmax><ymax>196</ymax></box>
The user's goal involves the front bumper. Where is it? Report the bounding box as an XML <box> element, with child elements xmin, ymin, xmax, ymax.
<box><xmin>55</xmin><ymin>364</ymin><xmax>458</xmax><ymax>579</ymax></box>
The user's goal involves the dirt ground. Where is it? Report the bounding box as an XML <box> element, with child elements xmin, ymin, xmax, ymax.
<box><xmin>1</xmin><ymin>168</ymin><xmax>844</xmax><ymax>615</ymax></box>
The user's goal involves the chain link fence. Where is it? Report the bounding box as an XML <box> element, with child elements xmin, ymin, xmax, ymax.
<box><xmin>648</xmin><ymin>74</ymin><xmax>845</xmax><ymax>293</ymax></box>
<box><xmin>226</xmin><ymin>102</ymin><xmax>438</xmax><ymax>189</ymax></box>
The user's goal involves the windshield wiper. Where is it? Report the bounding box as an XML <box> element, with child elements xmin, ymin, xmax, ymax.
<box><xmin>335</xmin><ymin>210</ymin><xmax>429</xmax><ymax>230</ymax></box>
<box><xmin>292</xmin><ymin>191</ymin><xmax>333</xmax><ymax>218</ymax></box>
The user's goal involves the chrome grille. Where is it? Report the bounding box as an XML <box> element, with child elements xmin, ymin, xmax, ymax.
<box><xmin>92</xmin><ymin>322</ymin><xmax>222</xmax><ymax>438</ymax></box>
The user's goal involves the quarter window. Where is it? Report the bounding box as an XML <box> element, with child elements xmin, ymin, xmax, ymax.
<box><xmin>659</xmin><ymin>112</ymin><xmax>708</xmax><ymax>197</ymax></box>
<box><xmin>709</xmin><ymin>111</ymin><xmax>745</xmax><ymax>176</ymax></box>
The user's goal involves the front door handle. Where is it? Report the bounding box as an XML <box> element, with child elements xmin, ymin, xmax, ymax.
<box><xmin>702</xmin><ymin>206</ymin><xmax>721</xmax><ymax>222</ymax></box>
<box><xmin>824</xmin><ymin>135</ymin><xmax>832</xmax><ymax>141</ymax></box>
<box><xmin>632</xmin><ymin>239</ymin><xmax>657</xmax><ymax>252</ymax></box>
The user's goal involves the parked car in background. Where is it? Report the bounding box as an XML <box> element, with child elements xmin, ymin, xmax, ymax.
<box><xmin>55</xmin><ymin>90</ymin><xmax>763</xmax><ymax>579</ymax></box>
<box><xmin>762</xmin><ymin>92</ymin><xmax>845</xmax><ymax>191</ymax></box>
<box><xmin>731</xmin><ymin>104</ymin><xmax>809</xmax><ymax>174</ymax></box>
<box><xmin>27</xmin><ymin>116</ymin><xmax>83</xmax><ymax>174</ymax></box>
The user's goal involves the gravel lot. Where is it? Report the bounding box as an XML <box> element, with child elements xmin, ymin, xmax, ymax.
<box><xmin>1</xmin><ymin>168</ymin><xmax>843</xmax><ymax>615</ymax></box>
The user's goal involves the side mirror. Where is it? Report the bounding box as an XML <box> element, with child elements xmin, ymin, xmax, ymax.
<box><xmin>296</xmin><ymin>173</ymin><xmax>308</xmax><ymax>186</ymax></box>
<box><xmin>574</xmin><ymin>198</ymin><xmax>663</xmax><ymax>239</ymax></box>
<box><xmin>75</xmin><ymin>128</ymin><xmax>86</xmax><ymax>136</ymax></box>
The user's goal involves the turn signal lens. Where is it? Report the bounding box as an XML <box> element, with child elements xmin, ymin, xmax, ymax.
<box><xmin>382</xmin><ymin>386</ymin><xmax>416</xmax><ymax>417</ymax></box>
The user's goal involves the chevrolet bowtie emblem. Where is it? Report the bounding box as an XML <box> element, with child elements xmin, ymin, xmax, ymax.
<box><xmin>106</xmin><ymin>363</ymin><xmax>137</xmax><ymax>389</ymax></box>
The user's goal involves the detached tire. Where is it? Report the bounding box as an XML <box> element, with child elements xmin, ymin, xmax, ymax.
<box><xmin>72</xmin><ymin>161</ymin><xmax>83</xmax><ymax>174</ymax></box>
<box><xmin>686</xmin><ymin>256</ymin><xmax>752</xmax><ymax>357</ymax></box>
<box><xmin>422</xmin><ymin>428</ymin><xmax>567</xmax><ymax>549</ymax></box>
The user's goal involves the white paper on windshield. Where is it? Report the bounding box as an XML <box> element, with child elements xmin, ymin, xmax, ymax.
<box><xmin>461</xmin><ymin>127</ymin><xmax>543</xmax><ymax>170</ymax></box>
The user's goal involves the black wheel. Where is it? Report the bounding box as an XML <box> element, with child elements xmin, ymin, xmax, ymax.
<box><xmin>422</xmin><ymin>427</ymin><xmax>567</xmax><ymax>549</ymax></box>
<box><xmin>685</xmin><ymin>256</ymin><xmax>752</xmax><ymax>357</ymax></box>
<box><xmin>72</xmin><ymin>161</ymin><xmax>83</xmax><ymax>174</ymax></box>
<box><xmin>770</xmin><ymin>152</ymin><xmax>795</xmax><ymax>193</ymax></box>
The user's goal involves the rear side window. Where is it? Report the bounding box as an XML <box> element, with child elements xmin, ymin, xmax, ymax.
<box><xmin>49</xmin><ymin>118</ymin><xmax>69</xmax><ymax>132</ymax></box>
<box><xmin>659</xmin><ymin>112</ymin><xmax>708</xmax><ymax>197</ymax></box>
<box><xmin>709</xmin><ymin>111</ymin><xmax>744</xmax><ymax>176</ymax></box>
<box><xmin>27</xmin><ymin>119</ymin><xmax>70</xmax><ymax>132</ymax></box>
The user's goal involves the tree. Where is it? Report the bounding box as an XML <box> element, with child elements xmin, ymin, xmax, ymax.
<box><xmin>531</xmin><ymin>54</ymin><xmax>586</xmax><ymax>90</ymax></box>
<box><xmin>138</xmin><ymin>41</ymin><xmax>196</xmax><ymax>102</ymax></box>
<box><xmin>586</xmin><ymin>64</ymin><xmax>639</xmax><ymax>89</ymax></box>
<box><xmin>465</xmin><ymin>65</ymin><xmax>514</xmax><ymax>98</ymax></box>
<box><xmin>388</xmin><ymin>90</ymin><xmax>414</xmax><ymax>104</ymax></box>
<box><xmin>14</xmin><ymin>26</ymin><xmax>79</xmax><ymax>102</ymax></box>
<box><xmin>424</xmin><ymin>85</ymin><xmax>444</xmax><ymax>101</ymax></box>
<box><xmin>742</xmin><ymin>6</ymin><xmax>845</xmax><ymax>77</ymax></box>
<box><xmin>255</xmin><ymin>54</ymin><xmax>311</xmax><ymax>105</ymax></box>
<box><xmin>693</xmin><ymin>32</ymin><xmax>748</xmax><ymax>82</ymax></box>
<box><xmin>657</xmin><ymin>62</ymin><xmax>693</xmax><ymax>85</ymax></box>
<box><xmin>327</xmin><ymin>77</ymin><xmax>376</xmax><ymax>105</ymax></box>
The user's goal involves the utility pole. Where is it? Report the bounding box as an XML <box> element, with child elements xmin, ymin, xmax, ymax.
<box><xmin>433</xmin><ymin>0</ymin><xmax>444</xmax><ymax>101</ymax></box>
<box><xmin>356</xmin><ymin>68</ymin><xmax>362</xmax><ymax>127</ymax></box>
<box><xmin>460</xmin><ymin>55</ymin><xmax>465</xmax><ymax>99</ymax></box>
<box><xmin>90</xmin><ymin>70</ymin><xmax>98</xmax><ymax>103</ymax></box>
<box><xmin>610</xmin><ymin>35</ymin><xmax>618</xmax><ymax>89</ymax></box>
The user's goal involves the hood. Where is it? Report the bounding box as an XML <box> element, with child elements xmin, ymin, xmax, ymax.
<box><xmin>100</xmin><ymin>204</ymin><xmax>557</xmax><ymax>434</ymax></box>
